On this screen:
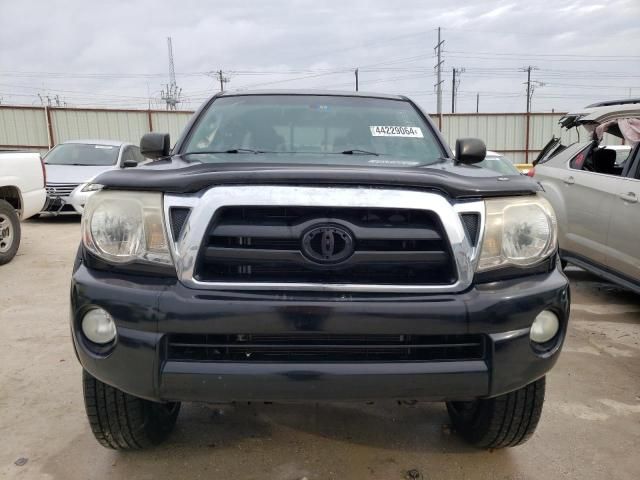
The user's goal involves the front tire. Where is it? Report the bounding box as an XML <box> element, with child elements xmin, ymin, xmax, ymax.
<box><xmin>0</xmin><ymin>199</ymin><xmax>20</xmax><ymax>265</ymax></box>
<box><xmin>446</xmin><ymin>376</ymin><xmax>545</xmax><ymax>449</ymax></box>
<box><xmin>82</xmin><ymin>370</ymin><xmax>181</xmax><ymax>450</ymax></box>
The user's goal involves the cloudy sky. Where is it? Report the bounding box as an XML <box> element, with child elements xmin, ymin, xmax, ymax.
<box><xmin>1</xmin><ymin>0</ymin><xmax>638</xmax><ymax>112</ymax></box>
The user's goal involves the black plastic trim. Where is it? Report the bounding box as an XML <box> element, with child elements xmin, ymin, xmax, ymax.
<box><xmin>95</xmin><ymin>161</ymin><xmax>541</xmax><ymax>200</ymax></box>
<box><xmin>474</xmin><ymin>256</ymin><xmax>556</xmax><ymax>284</ymax></box>
<box><xmin>82</xmin><ymin>248</ymin><xmax>177</xmax><ymax>279</ymax></box>
<box><xmin>560</xmin><ymin>249</ymin><xmax>640</xmax><ymax>294</ymax></box>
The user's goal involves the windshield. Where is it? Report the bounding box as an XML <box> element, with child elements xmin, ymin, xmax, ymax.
<box><xmin>44</xmin><ymin>143</ymin><xmax>120</xmax><ymax>166</ymax></box>
<box><xmin>182</xmin><ymin>95</ymin><xmax>444</xmax><ymax>166</ymax></box>
<box><xmin>477</xmin><ymin>155</ymin><xmax>520</xmax><ymax>175</ymax></box>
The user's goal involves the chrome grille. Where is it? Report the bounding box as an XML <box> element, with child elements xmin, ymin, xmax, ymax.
<box><xmin>46</xmin><ymin>183</ymin><xmax>79</xmax><ymax>197</ymax></box>
<box><xmin>165</xmin><ymin>186</ymin><xmax>481</xmax><ymax>293</ymax></box>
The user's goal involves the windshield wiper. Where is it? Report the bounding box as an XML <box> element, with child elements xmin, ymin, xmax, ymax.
<box><xmin>184</xmin><ymin>148</ymin><xmax>268</xmax><ymax>155</ymax></box>
<box><xmin>338</xmin><ymin>149</ymin><xmax>380</xmax><ymax>156</ymax></box>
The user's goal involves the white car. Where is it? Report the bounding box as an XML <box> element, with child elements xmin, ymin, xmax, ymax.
<box><xmin>0</xmin><ymin>151</ymin><xmax>47</xmax><ymax>264</ymax></box>
<box><xmin>42</xmin><ymin>139</ymin><xmax>147</xmax><ymax>214</ymax></box>
<box><xmin>477</xmin><ymin>150</ymin><xmax>521</xmax><ymax>176</ymax></box>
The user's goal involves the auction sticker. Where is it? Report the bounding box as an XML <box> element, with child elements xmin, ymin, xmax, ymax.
<box><xmin>370</xmin><ymin>126</ymin><xmax>423</xmax><ymax>138</ymax></box>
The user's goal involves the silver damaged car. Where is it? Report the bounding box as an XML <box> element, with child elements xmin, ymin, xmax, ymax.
<box><xmin>532</xmin><ymin>99</ymin><xmax>640</xmax><ymax>293</ymax></box>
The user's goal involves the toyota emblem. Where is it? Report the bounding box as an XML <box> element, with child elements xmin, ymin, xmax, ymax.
<box><xmin>301</xmin><ymin>224</ymin><xmax>354</xmax><ymax>264</ymax></box>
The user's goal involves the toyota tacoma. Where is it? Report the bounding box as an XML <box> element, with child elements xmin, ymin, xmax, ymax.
<box><xmin>70</xmin><ymin>91</ymin><xmax>569</xmax><ymax>450</ymax></box>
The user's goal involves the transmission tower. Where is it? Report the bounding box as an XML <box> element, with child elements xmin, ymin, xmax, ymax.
<box><xmin>161</xmin><ymin>37</ymin><xmax>182</xmax><ymax>110</ymax></box>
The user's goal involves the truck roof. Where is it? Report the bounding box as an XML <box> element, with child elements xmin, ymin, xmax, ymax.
<box><xmin>216</xmin><ymin>89</ymin><xmax>407</xmax><ymax>101</ymax></box>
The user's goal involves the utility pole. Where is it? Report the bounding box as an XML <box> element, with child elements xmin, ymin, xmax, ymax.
<box><xmin>451</xmin><ymin>68</ymin><xmax>456</xmax><ymax>113</ymax></box>
<box><xmin>476</xmin><ymin>93</ymin><xmax>479</xmax><ymax>113</ymax></box>
<box><xmin>522</xmin><ymin>66</ymin><xmax>541</xmax><ymax>163</ymax></box>
<box><xmin>433</xmin><ymin>27</ymin><xmax>444</xmax><ymax>128</ymax></box>
<box><xmin>355</xmin><ymin>68</ymin><xmax>359</xmax><ymax>92</ymax></box>
<box><xmin>451</xmin><ymin>67</ymin><xmax>464</xmax><ymax>113</ymax></box>
<box><xmin>522</xmin><ymin>65</ymin><xmax>540</xmax><ymax>113</ymax></box>
<box><xmin>215</xmin><ymin>70</ymin><xmax>230</xmax><ymax>92</ymax></box>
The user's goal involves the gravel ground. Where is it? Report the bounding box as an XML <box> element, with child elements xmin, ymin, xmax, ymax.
<box><xmin>1</xmin><ymin>217</ymin><xmax>639</xmax><ymax>480</ymax></box>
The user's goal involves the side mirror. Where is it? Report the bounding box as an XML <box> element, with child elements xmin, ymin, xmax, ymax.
<box><xmin>455</xmin><ymin>138</ymin><xmax>486</xmax><ymax>165</ymax></box>
<box><xmin>140</xmin><ymin>133</ymin><xmax>170</xmax><ymax>159</ymax></box>
<box><xmin>122</xmin><ymin>159</ymin><xmax>138</xmax><ymax>168</ymax></box>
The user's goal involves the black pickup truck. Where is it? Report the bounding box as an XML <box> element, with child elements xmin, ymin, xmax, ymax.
<box><xmin>71</xmin><ymin>91</ymin><xmax>569</xmax><ymax>450</ymax></box>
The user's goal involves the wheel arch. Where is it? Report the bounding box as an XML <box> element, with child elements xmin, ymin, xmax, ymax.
<box><xmin>0</xmin><ymin>186</ymin><xmax>23</xmax><ymax>217</ymax></box>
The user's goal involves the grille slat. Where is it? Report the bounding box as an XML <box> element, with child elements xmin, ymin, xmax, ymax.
<box><xmin>167</xmin><ymin>333</ymin><xmax>486</xmax><ymax>363</ymax></box>
<box><xmin>196</xmin><ymin>207</ymin><xmax>457</xmax><ymax>285</ymax></box>
<box><xmin>204</xmin><ymin>247</ymin><xmax>449</xmax><ymax>266</ymax></box>
<box><xmin>212</xmin><ymin>223</ymin><xmax>441</xmax><ymax>241</ymax></box>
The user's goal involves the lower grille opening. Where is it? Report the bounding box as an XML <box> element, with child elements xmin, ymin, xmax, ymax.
<box><xmin>167</xmin><ymin>333</ymin><xmax>486</xmax><ymax>363</ymax></box>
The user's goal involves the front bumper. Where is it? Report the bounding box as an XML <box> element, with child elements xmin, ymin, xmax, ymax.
<box><xmin>42</xmin><ymin>184</ymin><xmax>93</xmax><ymax>214</ymax></box>
<box><xmin>70</xmin><ymin>263</ymin><xmax>570</xmax><ymax>403</ymax></box>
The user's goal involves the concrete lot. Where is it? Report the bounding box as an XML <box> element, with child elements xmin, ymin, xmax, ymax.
<box><xmin>1</xmin><ymin>217</ymin><xmax>639</xmax><ymax>480</ymax></box>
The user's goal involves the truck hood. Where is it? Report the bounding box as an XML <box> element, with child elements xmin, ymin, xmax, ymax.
<box><xmin>94</xmin><ymin>154</ymin><xmax>540</xmax><ymax>200</ymax></box>
<box><xmin>44</xmin><ymin>164</ymin><xmax>113</xmax><ymax>184</ymax></box>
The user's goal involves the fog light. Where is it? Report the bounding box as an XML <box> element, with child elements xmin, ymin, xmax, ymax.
<box><xmin>82</xmin><ymin>308</ymin><xmax>116</xmax><ymax>344</ymax></box>
<box><xmin>530</xmin><ymin>310</ymin><xmax>559</xmax><ymax>344</ymax></box>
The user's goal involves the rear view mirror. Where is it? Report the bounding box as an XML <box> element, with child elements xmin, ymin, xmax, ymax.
<box><xmin>140</xmin><ymin>133</ymin><xmax>170</xmax><ymax>159</ymax></box>
<box><xmin>455</xmin><ymin>138</ymin><xmax>486</xmax><ymax>165</ymax></box>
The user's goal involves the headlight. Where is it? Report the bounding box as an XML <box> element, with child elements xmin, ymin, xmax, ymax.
<box><xmin>81</xmin><ymin>183</ymin><xmax>103</xmax><ymax>192</ymax></box>
<box><xmin>82</xmin><ymin>190</ymin><xmax>172</xmax><ymax>266</ymax></box>
<box><xmin>477</xmin><ymin>195</ymin><xmax>557</xmax><ymax>271</ymax></box>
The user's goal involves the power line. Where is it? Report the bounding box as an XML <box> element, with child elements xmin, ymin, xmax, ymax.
<box><xmin>277</xmin><ymin>28</ymin><xmax>437</xmax><ymax>65</ymax></box>
<box><xmin>445</xmin><ymin>49</ymin><xmax>640</xmax><ymax>59</ymax></box>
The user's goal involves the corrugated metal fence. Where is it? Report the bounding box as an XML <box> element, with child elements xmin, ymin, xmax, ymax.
<box><xmin>0</xmin><ymin>105</ymin><xmax>617</xmax><ymax>163</ymax></box>
<box><xmin>0</xmin><ymin>106</ymin><xmax>192</xmax><ymax>155</ymax></box>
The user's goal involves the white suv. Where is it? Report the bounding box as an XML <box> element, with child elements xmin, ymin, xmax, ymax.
<box><xmin>532</xmin><ymin>99</ymin><xmax>640</xmax><ymax>293</ymax></box>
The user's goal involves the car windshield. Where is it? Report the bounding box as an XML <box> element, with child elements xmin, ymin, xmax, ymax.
<box><xmin>182</xmin><ymin>95</ymin><xmax>444</xmax><ymax>166</ymax></box>
<box><xmin>477</xmin><ymin>155</ymin><xmax>520</xmax><ymax>175</ymax></box>
<box><xmin>44</xmin><ymin>143</ymin><xmax>120</xmax><ymax>166</ymax></box>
